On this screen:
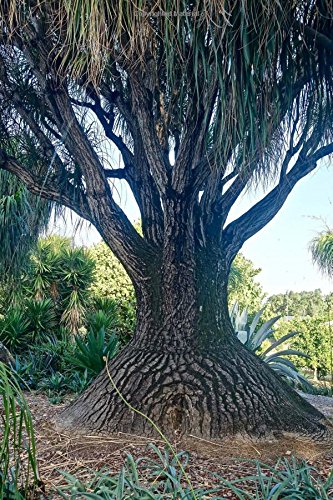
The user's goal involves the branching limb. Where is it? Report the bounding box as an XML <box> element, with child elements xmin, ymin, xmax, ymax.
<box><xmin>223</xmin><ymin>141</ymin><xmax>333</xmax><ymax>269</ymax></box>
<box><xmin>0</xmin><ymin>150</ymin><xmax>91</xmax><ymax>220</ymax></box>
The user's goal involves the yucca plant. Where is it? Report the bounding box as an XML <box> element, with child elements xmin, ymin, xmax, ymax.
<box><xmin>25</xmin><ymin>237</ymin><xmax>65</xmax><ymax>301</ymax></box>
<box><xmin>0</xmin><ymin>362</ymin><xmax>39</xmax><ymax>498</ymax></box>
<box><xmin>25</xmin><ymin>298</ymin><xmax>57</xmax><ymax>341</ymax></box>
<box><xmin>59</xmin><ymin>248</ymin><xmax>95</xmax><ymax>334</ymax></box>
<box><xmin>230</xmin><ymin>303</ymin><xmax>312</xmax><ymax>389</ymax></box>
<box><xmin>86</xmin><ymin>309</ymin><xmax>119</xmax><ymax>338</ymax></box>
<box><xmin>69</xmin><ymin>327</ymin><xmax>119</xmax><ymax>376</ymax></box>
<box><xmin>0</xmin><ymin>307</ymin><xmax>30</xmax><ymax>352</ymax></box>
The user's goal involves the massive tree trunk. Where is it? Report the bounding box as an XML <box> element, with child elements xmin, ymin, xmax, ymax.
<box><xmin>62</xmin><ymin>199</ymin><xmax>330</xmax><ymax>440</ymax></box>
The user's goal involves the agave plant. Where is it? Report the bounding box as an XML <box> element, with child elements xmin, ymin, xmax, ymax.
<box><xmin>229</xmin><ymin>303</ymin><xmax>312</xmax><ymax>389</ymax></box>
<box><xmin>69</xmin><ymin>327</ymin><xmax>119</xmax><ymax>376</ymax></box>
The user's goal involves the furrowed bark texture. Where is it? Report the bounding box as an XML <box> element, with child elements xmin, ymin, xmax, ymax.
<box><xmin>63</xmin><ymin>340</ymin><xmax>329</xmax><ymax>439</ymax></box>
<box><xmin>62</xmin><ymin>198</ymin><xmax>331</xmax><ymax>440</ymax></box>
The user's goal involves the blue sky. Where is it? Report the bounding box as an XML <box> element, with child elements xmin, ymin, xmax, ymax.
<box><xmin>59</xmin><ymin>162</ymin><xmax>333</xmax><ymax>298</ymax></box>
<box><xmin>229</xmin><ymin>163</ymin><xmax>333</xmax><ymax>296</ymax></box>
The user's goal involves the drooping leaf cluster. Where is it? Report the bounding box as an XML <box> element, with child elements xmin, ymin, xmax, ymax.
<box><xmin>0</xmin><ymin>170</ymin><xmax>52</xmax><ymax>278</ymax></box>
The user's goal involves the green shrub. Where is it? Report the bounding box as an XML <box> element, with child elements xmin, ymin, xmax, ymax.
<box><xmin>88</xmin><ymin>242</ymin><xmax>136</xmax><ymax>342</ymax></box>
<box><xmin>275</xmin><ymin>316</ymin><xmax>333</xmax><ymax>379</ymax></box>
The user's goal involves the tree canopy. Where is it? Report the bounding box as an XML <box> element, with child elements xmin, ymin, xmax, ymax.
<box><xmin>0</xmin><ymin>1</ymin><xmax>333</xmax><ymax>280</ymax></box>
<box><xmin>265</xmin><ymin>289</ymin><xmax>331</xmax><ymax>319</ymax></box>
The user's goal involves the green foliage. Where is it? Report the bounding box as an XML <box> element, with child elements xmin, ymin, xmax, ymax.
<box><xmin>58</xmin><ymin>445</ymin><xmax>333</xmax><ymax>500</ymax></box>
<box><xmin>59</xmin><ymin>247</ymin><xmax>95</xmax><ymax>334</ymax></box>
<box><xmin>0</xmin><ymin>362</ymin><xmax>39</xmax><ymax>498</ymax></box>
<box><xmin>87</xmin><ymin>298</ymin><xmax>119</xmax><ymax>337</ymax></box>
<box><xmin>311</xmin><ymin>230</ymin><xmax>333</xmax><ymax>277</ymax></box>
<box><xmin>25</xmin><ymin>298</ymin><xmax>57</xmax><ymax>339</ymax></box>
<box><xmin>0</xmin><ymin>307</ymin><xmax>30</xmax><ymax>351</ymax></box>
<box><xmin>230</xmin><ymin>304</ymin><xmax>311</xmax><ymax>389</ymax></box>
<box><xmin>89</xmin><ymin>242</ymin><xmax>134</xmax><ymax>303</ymax></box>
<box><xmin>218</xmin><ymin>457</ymin><xmax>333</xmax><ymax>499</ymax></box>
<box><xmin>89</xmin><ymin>242</ymin><xmax>136</xmax><ymax>342</ymax></box>
<box><xmin>228</xmin><ymin>254</ymin><xmax>265</xmax><ymax>314</ymax></box>
<box><xmin>0</xmin><ymin>170</ymin><xmax>52</xmax><ymax>280</ymax></box>
<box><xmin>69</xmin><ymin>328</ymin><xmax>119</xmax><ymax>376</ymax></box>
<box><xmin>265</xmin><ymin>289</ymin><xmax>329</xmax><ymax>319</ymax></box>
<box><xmin>26</xmin><ymin>237</ymin><xmax>95</xmax><ymax>334</ymax></box>
<box><xmin>275</xmin><ymin>317</ymin><xmax>333</xmax><ymax>378</ymax></box>
<box><xmin>0</xmin><ymin>236</ymin><xmax>95</xmax><ymax>353</ymax></box>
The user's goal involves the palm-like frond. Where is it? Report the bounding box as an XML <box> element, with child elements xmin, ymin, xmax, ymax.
<box><xmin>310</xmin><ymin>231</ymin><xmax>333</xmax><ymax>277</ymax></box>
<box><xmin>1</xmin><ymin>0</ymin><xmax>333</xmax><ymax>178</ymax></box>
<box><xmin>0</xmin><ymin>171</ymin><xmax>52</xmax><ymax>279</ymax></box>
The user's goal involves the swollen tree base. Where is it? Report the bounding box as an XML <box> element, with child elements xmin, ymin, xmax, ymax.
<box><xmin>61</xmin><ymin>341</ymin><xmax>331</xmax><ymax>441</ymax></box>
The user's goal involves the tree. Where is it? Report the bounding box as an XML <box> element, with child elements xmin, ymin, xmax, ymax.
<box><xmin>311</xmin><ymin>231</ymin><xmax>333</xmax><ymax>277</ymax></box>
<box><xmin>228</xmin><ymin>254</ymin><xmax>265</xmax><ymax>314</ymax></box>
<box><xmin>0</xmin><ymin>1</ymin><xmax>332</xmax><ymax>439</ymax></box>
<box><xmin>265</xmin><ymin>290</ymin><xmax>327</xmax><ymax>319</ymax></box>
<box><xmin>275</xmin><ymin>317</ymin><xmax>332</xmax><ymax>381</ymax></box>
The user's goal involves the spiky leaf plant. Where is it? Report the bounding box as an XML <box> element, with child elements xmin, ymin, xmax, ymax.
<box><xmin>69</xmin><ymin>327</ymin><xmax>119</xmax><ymax>375</ymax></box>
<box><xmin>0</xmin><ymin>362</ymin><xmax>39</xmax><ymax>498</ymax></box>
<box><xmin>0</xmin><ymin>171</ymin><xmax>52</xmax><ymax>281</ymax></box>
<box><xmin>0</xmin><ymin>307</ymin><xmax>30</xmax><ymax>352</ymax></box>
<box><xmin>59</xmin><ymin>248</ymin><xmax>95</xmax><ymax>334</ymax></box>
<box><xmin>230</xmin><ymin>303</ymin><xmax>312</xmax><ymax>389</ymax></box>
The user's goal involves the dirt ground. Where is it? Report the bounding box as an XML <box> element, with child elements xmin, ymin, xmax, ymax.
<box><xmin>23</xmin><ymin>391</ymin><xmax>333</xmax><ymax>498</ymax></box>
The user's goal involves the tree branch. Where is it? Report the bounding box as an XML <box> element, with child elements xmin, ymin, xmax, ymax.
<box><xmin>223</xmin><ymin>142</ymin><xmax>333</xmax><ymax>269</ymax></box>
<box><xmin>0</xmin><ymin>150</ymin><xmax>91</xmax><ymax>220</ymax></box>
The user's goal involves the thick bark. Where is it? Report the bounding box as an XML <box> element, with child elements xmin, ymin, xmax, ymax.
<box><xmin>62</xmin><ymin>236</ymin><xmax>331</xmax><ymax>440</ymax></box>
<box><xmin>62</xmin><ymin>323</ymin><xmax>329</xmax><ymax>439</ymax></box>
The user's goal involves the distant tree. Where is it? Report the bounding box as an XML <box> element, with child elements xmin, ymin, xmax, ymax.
<box><xmin>266</xmin><ymin>290</ymin><xmax>327</xmax><ymax>318</ymax></box>
<box><xmin>275</xmin><ymin>317</ymin><xmax>332</xmax><ymax>380</ymax></box>
<box><xmin>229</xmin><ymin>255</ymin><xmax>265</xmax><ymax>314</ymax></box>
